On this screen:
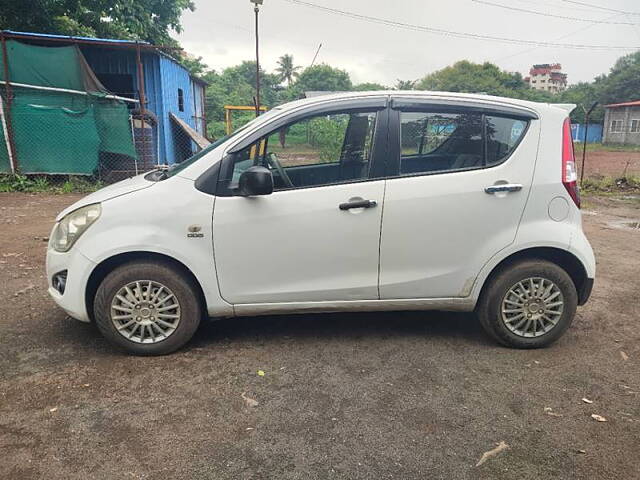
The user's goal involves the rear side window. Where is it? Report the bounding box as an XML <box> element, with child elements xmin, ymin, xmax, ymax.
<box><xmin>400</xmin><ymin>112</ymin><xmax>483</xmax><ymax>174</ymax></box>
<box><xmin>398</xmin><ymin>109</ymin><xmax>529</xmax><ymax>176</ymax></box>
<box><xmin>486</xmin><ymin>116</ymin><xmax>528</xmax><ymax>166</ymax></box>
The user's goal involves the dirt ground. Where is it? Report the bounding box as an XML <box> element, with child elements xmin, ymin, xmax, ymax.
<box><xmin>0</xmin><ymin>192</ymin><xmax>639</xmax><ymax>480</ymax></box>
<box><xmin>581</xmin><ymin>150</ymin><xmax>640</xmax><ymax>178</ymax></box>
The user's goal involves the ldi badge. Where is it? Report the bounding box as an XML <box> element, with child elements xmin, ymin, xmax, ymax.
<box><xmin>187</xmin><ymin>225</ymin><xmax>204</xmax><ymax>238</ymax></box>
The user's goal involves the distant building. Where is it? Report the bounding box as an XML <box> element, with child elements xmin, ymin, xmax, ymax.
<box><xmin>524</xmin><ymin>64</ymin><xmax>567</xmax><ymax>93</ymax></box>
<box><xmin>602</xmin><ymin>100</ymin><xmax>640</xmax><ymax>145</ymax></box>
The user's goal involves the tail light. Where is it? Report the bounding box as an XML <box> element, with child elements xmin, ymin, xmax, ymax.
<box><xmin>562</xmin><ymin>118</ymin><xmax>580</xmax><ymax>208</ymax></box>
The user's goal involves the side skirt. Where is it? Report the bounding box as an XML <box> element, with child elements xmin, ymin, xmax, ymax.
<box><xmin>232</xmin><ymin>297</ymin><xmax>476</xmax><ymax>317</ymax></box>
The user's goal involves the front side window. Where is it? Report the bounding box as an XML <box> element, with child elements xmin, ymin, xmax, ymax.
<box><xmin>225</xmin><ymin>110</ymin><xmax>378</xmax><ymax>191</ymax></box>
<box><xmin>631</xmin><ymin>119</ymin><xmax>640</xmax><ymax>133</ymax></box>
<box><xmin>400</xmin><ymin>111</ymin><xmax>483</xmax><ymax>174</ymax></box>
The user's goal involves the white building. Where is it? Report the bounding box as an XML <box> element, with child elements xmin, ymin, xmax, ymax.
<box><xmin>525</xmin><ymin>64</ymin><xmax>567</xmax><ymax>93</ymax></box>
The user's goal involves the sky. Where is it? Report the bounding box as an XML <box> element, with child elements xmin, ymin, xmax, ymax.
<box><xmin>176</xmin><ymin>0</ymin><xmax>640</xmax><ymax>86</ymax></box>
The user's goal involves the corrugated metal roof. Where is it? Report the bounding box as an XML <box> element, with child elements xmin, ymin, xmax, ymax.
<box><xmin>2</xmin><ymin>30</ymin><xmax>151</xmax><ymax>47</ymax></box>
<box><xmin>605</xmin><ymin>100</ymin><xmax>640</xmax><ymax>108</ymax></box>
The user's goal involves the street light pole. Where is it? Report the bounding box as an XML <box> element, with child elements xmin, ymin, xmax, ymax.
<box><xmin>251</xmin><ymin>0</ymin><xmax>263</xmax><ymax>117</ymax></box>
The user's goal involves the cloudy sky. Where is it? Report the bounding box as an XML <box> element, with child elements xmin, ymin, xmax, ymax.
<box><xmin>176</xmin><ymin>0</ymin><xmax>640</xmax><ymax>86</ymax></box>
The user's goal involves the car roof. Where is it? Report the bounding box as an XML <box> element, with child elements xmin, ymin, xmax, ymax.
<box><xmin>274</xmin><ymin>90</ymin><xmax>571</xmax><ymax>117</ymax></box>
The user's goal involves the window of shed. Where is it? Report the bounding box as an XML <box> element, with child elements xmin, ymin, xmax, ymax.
<box><xmin>178</xmin><ymin>88</ymin><xmax>184</xmax><ymax>112</ymax></box>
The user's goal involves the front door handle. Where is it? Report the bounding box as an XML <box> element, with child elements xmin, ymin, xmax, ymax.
<box><xmin>484</xmin><ymin>184</ymin><xmax>523</xmax><ymax>194</ymax></box>
<box><xmin>339</xmin><ymin>199</ymin><xmax>378</xmax><ymax>210</ymax></box>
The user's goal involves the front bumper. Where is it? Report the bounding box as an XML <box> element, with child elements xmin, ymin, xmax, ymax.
<box><xmin>46</xmin><ymin>246</ymin><xmax>97</xmax><ymax>322</ymax></box>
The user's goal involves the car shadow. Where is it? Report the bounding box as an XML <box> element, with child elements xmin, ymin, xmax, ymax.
<box><xmin>188</xmin><ymin>310</ymin><xmax>494</xmax><ymax>350</ymax></box>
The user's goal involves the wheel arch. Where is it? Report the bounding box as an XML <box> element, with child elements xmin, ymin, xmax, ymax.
<box><xmin>476</xmin><ymin>247</ymin><xmax>591</xmax><ymax>307</ymax></box>
<box><xmin>85</xmin><ymin>251</ymin><xmax>208</xmax><ymax>322</ymax></box>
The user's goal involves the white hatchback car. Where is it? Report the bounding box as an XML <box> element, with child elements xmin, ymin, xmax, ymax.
<box><xmin>47</xmin><ymin>91</ymin><xmax>595</xmax><ymax>355</ymax></box>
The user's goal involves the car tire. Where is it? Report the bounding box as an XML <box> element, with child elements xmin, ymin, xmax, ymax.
<box><xmin>94</xmin><ymin>260</ymin><xmax>202</xmax><ymax>355</ymax></box>
<box><xmin>477</xmin><ymin>259</ymin><xmax>577</xmax><ymax>349</ymax></box>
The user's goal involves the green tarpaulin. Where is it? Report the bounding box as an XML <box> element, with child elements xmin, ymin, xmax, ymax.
<box><xmin>11</xmin><ymin>101</ymin><xmax>100</xmax><ymax>174</ymax></box>
<box><xmin>0</xmin><ymin>40</ymin><xmax>136</xmax><ymax>174</ymax></box>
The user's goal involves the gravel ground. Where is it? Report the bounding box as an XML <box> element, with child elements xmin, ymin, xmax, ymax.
<box><xmin>0</xmin><ymin>192</ymin><xmax>639</xmax><ymax>480</ymax></box>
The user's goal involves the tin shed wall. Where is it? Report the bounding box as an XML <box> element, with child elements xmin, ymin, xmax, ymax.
<box><xmin>81</xmin><ymin>47</ymin><xmax>165</xmax><ymax>161</ymax></box>
<box><xmin>158</xmin><ymin>55</ymin><xmax>198</xmax><ymax>164</ymax></box>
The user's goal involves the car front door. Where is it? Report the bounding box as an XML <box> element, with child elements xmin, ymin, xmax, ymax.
<box><xmin>212</xmin><ymin>101</ymin><xmax>388</xmax><ymax>305</ymax></box>
<box><xmin>379</xmin><ymin>99</ymin><xmax>539</xmax><ymax>299</ymax></box>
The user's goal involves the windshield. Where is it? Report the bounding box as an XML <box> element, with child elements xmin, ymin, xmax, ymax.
<box><xmin>165</xmin><ymin>108</ymin><xmax>282</xmax><ymax>178</ymax></box>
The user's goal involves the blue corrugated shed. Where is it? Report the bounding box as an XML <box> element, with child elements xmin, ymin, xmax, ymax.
<box><xmin>3</xmin><ymin>30</ymin><xmax>207</xmax><ymax>166</ymax></box>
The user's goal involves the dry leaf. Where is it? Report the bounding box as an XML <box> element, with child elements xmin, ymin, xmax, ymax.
<box><xmin>49</xmin><ymin>407</ymin><xmax>58</xmax><ymax>413</ymax></box>
<box><xmin>591</xmin><ymin>414</ymin><xmax>607</xmax><ymax>422</ymax></box>
<box><xmin>577</xmin><ymin>449</ymin><xmax>586</xmax><ymax>454</ymax></box>
<box><xmin>241</xmin><ymin>392</ymin><xmax>259</xmax><ymax>407</ymax></box>
<box><xmin>620</xmin><ymin>351</ymin><xmax>629</xmax><ymax>361</ymax></box>
<box><xmin>257</xmin><ymin>370</ymin><xmax>265</xmax><ymax>376</ymax></box>
<box><xmin>582</xmin><ymin>398</ymin><xmax>593</xmax><ymax>404</ymax></box>
<box><xmin>475</xmin><ymin>441</ymin><xmax>509</xmax><ymax>467</ymax></box>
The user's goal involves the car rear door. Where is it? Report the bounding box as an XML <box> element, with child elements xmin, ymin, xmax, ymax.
<box><xmin>212</xmin><ymin>99</ymin><xmax>389</xmax><ymax>304</ymax></box>
<box><xmin>379</xmin><ymin>98</ymin><xmax>540</xmax><ymax>299</ymax></box>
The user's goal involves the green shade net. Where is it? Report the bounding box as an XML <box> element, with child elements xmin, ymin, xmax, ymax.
<box><xmin>94</xmin><ymin>98</ymin><xmax>137</xmax><ymax>158</ymax></box>
<box><xmin>0</xmin><ymin>40</ymin><xmax>105</xmax><ymax>92</ymax></box>
<box><xmin>0</xmin><ymin>40</ymin><xmax>137</xmax><ymax>174</ymax></box>
<box><xmin>10</xmin><ymin>97</ymin><xmax>100</xmax><ymax>174</ymax></box>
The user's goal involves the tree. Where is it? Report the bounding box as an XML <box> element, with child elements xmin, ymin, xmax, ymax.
<box><xmin>415</xmin><ymin>61</ymin><xmax>529</xmax><ymax>97</ymax></box>
<box><xmin>558</xmin><ymin>82</ymin><xmax>604</xmax><ymax>123</ymax></box>
<box><xmin>0</xmin><ymin>0</ymin><xmax>195</xmax><ymax>45</ymax></box>
<box><xmin>394</xmin><ymin>79</ymin><xmax>415</xmax><ymax>90</ymax></box>
<box><xmin>353</xmin><ymin>82</ymin><xmax>388</xmax><ymax>91</ymax></box>
<box><xmin>275</xmin><ymin>54</ymin><xmax>301</xmax><ymax>86</ymax></box>
<box><xmin>295</xmin><ymin>64</ymin><xmax>353</xmax><ymax>92</ymax></box>
<box><xmin>180</xmin><ymin>54</ymin><xmax>208</xmax><ymax>78</ymax></box>
<box><xmin>597</xmin><ymin>51</ymin><xmax>640</xmax><ymax>105</ymax></box>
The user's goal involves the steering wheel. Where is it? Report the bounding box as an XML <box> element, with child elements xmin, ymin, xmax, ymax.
<box><xmin>267</xmin><ymin>152</ymin><xmax>294</xmax><ymax>188</ymax></box>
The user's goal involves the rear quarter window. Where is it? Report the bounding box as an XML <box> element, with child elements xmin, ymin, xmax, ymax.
<box><xmin>486</xmin><ymin>116</ymin><xmax>529</xmax><ymax>166</ymax></box>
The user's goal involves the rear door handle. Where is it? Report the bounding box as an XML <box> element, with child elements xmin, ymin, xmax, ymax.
<box><xmin>484</xmin><ymin>184</ymin><xmax>523</xmax><ymax>194</ymax></box>
<box><xmin>339</xmin><ymin>199</ymin><xmax>377</xmax><ymax>210</ymax></box>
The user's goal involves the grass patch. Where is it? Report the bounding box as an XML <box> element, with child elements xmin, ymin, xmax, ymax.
<box><xmin>0</xmin><ymin>174</ymin><xmax>104</xmax><ymax>194</ymax></box>
<box><xmin>581</xmin><ymin>175</ymin><xmax>640</xmax><ymax>194</ymax></box>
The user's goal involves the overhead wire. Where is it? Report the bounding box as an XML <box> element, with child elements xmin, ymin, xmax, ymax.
<box><xmin>471</xmin><ymin>0</ymin><xmax>639</xmax><ymax>25</ymax></box>
<box><xmin>281</xmin><ymin>0</ymin><xmax>640</xmax><ymax>50</ymax></box>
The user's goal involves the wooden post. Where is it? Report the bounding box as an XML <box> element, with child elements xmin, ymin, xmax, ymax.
<box><xmin>135</xmin><ymin>43</ymin><xmax>147</xmax><ymax>114</ymax></box>
<box><xmin>135</xmin><ymin>42</ymin><xmax>151</xmax><ymax>167</ymax></box>
<box><xmin>0</xmin><ymin>32</ymin><xmax>18</xmax><ymax>173</ymax></box>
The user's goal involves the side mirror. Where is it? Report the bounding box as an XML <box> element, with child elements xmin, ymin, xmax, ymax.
<box><xmin>238</xmin><ymin>166</ymin><xmax>273</xmax><ymax>196</ymax></box>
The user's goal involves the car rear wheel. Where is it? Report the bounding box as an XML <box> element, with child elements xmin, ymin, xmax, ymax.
<box><xmin>477</xmin><ymin>259</ymin><xmax>577</xmax><ymax>348</ymax></box>
<box><xmin>94</xmin><ymin>260</ymin><xmax>202</xmax><ymax>355</ymax></box>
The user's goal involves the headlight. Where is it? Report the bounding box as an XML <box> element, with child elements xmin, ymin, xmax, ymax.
<box><xmin>51</xmin><ymin>203</ymin><xmax>101</xmax><ymax>252</ymax></box>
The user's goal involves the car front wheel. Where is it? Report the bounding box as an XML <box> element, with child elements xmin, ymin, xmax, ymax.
<box><xmin>94</xmin><ymin>260</ymin><xmax>202</xmax><ymax>355</ymax></box>
<box><xmin>477</xmin><ymin>259</ymin><xmax>578</xmax><ymax>348</ymax></box>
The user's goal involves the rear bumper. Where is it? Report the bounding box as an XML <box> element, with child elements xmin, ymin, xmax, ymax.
<box><xmin>578</xmin><ymin>277</ymin><xmax>594</xmax><ymax>306</ymax></box>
